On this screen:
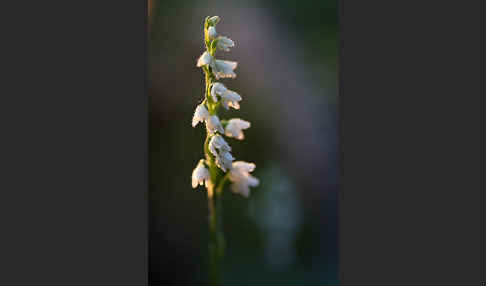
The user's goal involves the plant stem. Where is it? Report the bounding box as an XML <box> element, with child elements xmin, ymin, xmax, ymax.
<box><xmin>215</xmin><ymin>189</ymin><xmax>225</xmax><ymax>259</ymax></box>
<box><xmin>203</xmin><ymin>17</ymin><xmax>225</xmax><ymax>285</ymax></box>
<box><xmin>208</xmin><ymin>189</ymin><xmax>220</xmax><ymax>286</ymax></box>
<box><xmin>204</xmin><ymin>56</ymin><xmax>223</xmax><ymax>286</ymax></box>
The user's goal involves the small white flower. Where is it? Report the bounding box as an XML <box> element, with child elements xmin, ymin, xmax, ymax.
<box><xmin>221</xmin><ymin>90</ymin><xmax>241</xmax><ymax>110</ymax></box>
<box><xmin>229</xmin><ymin>161</ymin><xmax>259</xmax><ymax>197</ymax></box>
<box><xmin>196</xmin><ymin>51</ymin><xmax>213</xmax><ymax>67</ymax></box>
<box><xmin>206</xmin><ymin>115</ymin><xmax>224</xmax><ymax>135</ymax></box>
<box><xmin>192</xmin><ymin>104</ymin><xmax>210</xmax><ymax>127</ymax></box>
<box><xmin>210</xmin><ymin>82</ymin><xmax>226</xmax><ymax>100</ymax></box>
<box><xmin>209</xmin><ymin>134</ymin><xmax>231</xmax><ymax>156</ymax></box>
<box><xmin>192</xmin><ymin>159</ymin><xmax>210</xmax><ymax>188</ymax></box>
<box><xmin>212</xmin><ymin>60</ymin><xmax>237</xmax><ymax>79</ymax></box>
<box><xmin>215</xmin><ymin>151</ymin><xmax>234</xmax><ymax>172</ymax></box>
<box><xmin>232</xmin><ymin>161</ymin><xmax>256</xmax><ymax>173</ymax></box>
<box><xmin>197</xmin><ymin>53</ymin><xmax>237</xmax><ymax>79</ymax></box>
<box><xmin>209</xmin><ymin>135</ymin><xmax>234</xmax><ymax>172</ymax></box>
<box><xmin>217</xmin><ymin>37</ymin><xmax>235</xmax><ymax>52</ymax></box>
<box><xmin>208</xmin><ymin>26</ymin><xmax>217</xmax><ymax>39</ymax></box>
<box><xmin>211</xmin><ymin>82</ymin><xmax>241</xmax><ymax>110</ymax></box>
<box><xmin>225</xmin><ymin>118</ymin><xmax>251</xmax><ymax>140</ymax></box>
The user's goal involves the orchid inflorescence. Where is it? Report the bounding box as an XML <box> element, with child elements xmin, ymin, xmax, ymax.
<box><xmin>191</xmin><ymin>16</ymin><xmax>259</xmax><ymax>286</ymax></box>
<box><xmin>192</xmin><ymin>16</ymin><xmax>259</xmax><ymax>198</ymax></box>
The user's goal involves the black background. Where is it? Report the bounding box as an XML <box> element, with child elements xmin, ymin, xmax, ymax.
<box><xmin>1</xmin><ymin>0</ymin><xmax>485</xmax><ymax>285</ymax></box>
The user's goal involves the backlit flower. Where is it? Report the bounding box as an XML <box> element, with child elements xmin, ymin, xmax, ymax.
<box><xmin>225</xmin><ymin>118</ymin><xmax>251</xmax><ymax>140</ymax></box>
<box><xmin>229</xmin><ymin>161</ymin><xmax>259</xmax><ymax>197</ymax></box>
<box><xmin>209</xmin><ymin>134</ymin><xmax>231</xmax><ymax>155</ymax></box>
<box><xmin>209</xmin><ymin>135</ymin><xmax>233</xmax><ymax>171</ymax></box>
<box><xmin>206</xmin><ymin>115</ymin><xmax>224</xmax><ymax>135</ymax></box>
<box><xmin>192</xmin><ymin>159</ymin><xmax>210</xmax><ymax>188</ymax></box>
<box><xmin>192</xmin><ymin>104</ymin><xmax>210</xmax><ymax>127</ymax></box>
<box><xmin>217</xmin><ymin>37</ymin><xmax>235</xmax><ymax>52</ymax></box>
<box><xmin>211</xmin><ymin>82</ymin><xmax>241</xmax><ymax>110</ymax></box>
<box><xmin>197</xmin><ymin>51</ymin><xmax>213</xmax><ymax>67</ymax></box>
<box><xmin>215</xmin><ymin>151</ymin><xmax>235</xmax><ymax>172</ymax></box>
<box><xmin>210</xmin><ymin>82</ymin><xmax>226</xmax><ymax>100</ymax></box>
<box><xmin>212</xmin><ymin>60</ymin><xmax>237</xmax><ymax>79</ymax></box>
<box><xmin>221</xmin><ymin>90</ymin><xmax>241</xmax><ymax>110</ymax></box>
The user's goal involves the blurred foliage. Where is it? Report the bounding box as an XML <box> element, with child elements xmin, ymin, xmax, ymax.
<box><xmin>263</xmin><ymin>0</ymin><xmax>339</xmax><ymax>66</ymax></box>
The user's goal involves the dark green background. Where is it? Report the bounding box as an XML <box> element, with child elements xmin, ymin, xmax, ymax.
<box><xmin>149</xmin><ymin>0</ymin><xmax>339</xmax><ymax>285</ymax></box>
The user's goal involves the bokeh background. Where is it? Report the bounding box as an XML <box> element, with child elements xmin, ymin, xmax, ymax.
<box><xmin>149</xmin><ymin>0</ymin><xmax>339</xmax><ymax>285</ymax></box>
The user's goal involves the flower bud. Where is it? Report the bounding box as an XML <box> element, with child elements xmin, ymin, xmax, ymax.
<box><xmin>207</xmin><ymin>16</ymin><xmax>220</xmax><ymax>26</ymax></box>
<box><xmin>208</xmin><ymin>26</ymin><xmax>217</xmax><ymax>39</ymax></box>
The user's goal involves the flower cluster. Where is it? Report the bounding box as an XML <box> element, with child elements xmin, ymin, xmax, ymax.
<box><xmin>191</xmin><ymin>16</ymin><xmax>259</xmax><ymax>197</ymax></box>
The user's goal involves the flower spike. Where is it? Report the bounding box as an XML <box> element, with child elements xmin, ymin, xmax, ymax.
<box><xmin>191</xmin><ymin>16</ymin><xmax>259</xmax><ymax>285</ymax></box>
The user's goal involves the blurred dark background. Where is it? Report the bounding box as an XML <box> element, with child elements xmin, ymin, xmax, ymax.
<box><xmin>149</xmin><ymin>0</ymin><xmax>339</xmax><ymax>285</ymax></box>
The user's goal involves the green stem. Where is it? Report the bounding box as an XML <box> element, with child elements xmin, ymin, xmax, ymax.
<box><xmin>208</xmin><ymin>191</ymin><xmax>220</xmax><ymax>286</ymax></box>
<box><xmin>215</xmin><ymin>186</ymin><xmax>225</xmax><ymax>260</ymax></box>
<box><xmin>203</xmin><ymin>17</ymin><xmax>226</xmax><ymax>286</ymax></box>
<box><xmin>204</xmin><ymin>50</ymin><xmax>222</xmax><ymax>286</ymax></box>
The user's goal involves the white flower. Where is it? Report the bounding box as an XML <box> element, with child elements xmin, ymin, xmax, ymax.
<box><xmin>217</xmin><ymin>37</ymin><xmax>235</xmax><ymax>52</ymax></box>
<box><xmin>210</xmin><ymin>82</ymin><xmax>227</xmax><ymax>102</ymax></box>
<box><xmin>197</xmin><ymin>53</ymin><xmax>237</xmax><ymax>79</ymax></box>
<box><xmin>196</xmin><ymin>51</ymin><xmax>213</xmax><ymax>67</ymax></box>
<box><xmin>210</xmin><ymin>82</ymin><xmax>226</xmax><ymax>100</ymax></box>
<box><xmin>192</xmin><ymin>104</ymin><xmax>210</xmax><ymax>127</ymax></box>
<box><xmin>212</xmin><ymin>60</ymin><xmax>237</xmax><ymax>79</ymax></box>
<box><xmin>225</xmin><ymin>118</ymin><xmax>251</xmax><ymax>140</ymax></box>
<box><xmin>192</xmin><ymin>159</ymin><xmax>210</xmax><ymax>188</ymax></box>
<box><xmin>215</xmin><ymin>151</ymin><xmax>234</xmax><ymax>172</ymax></box>
<box><xmin>232</xmin><ymin>161</ymin><xmax>256</xmax><ymax>173</ymax></box>
<box><xmin>209</xmin><ymin>134</ymin><xmax>231</xmax><ymax>155</ymax></box>
<box><xmin>206</xmin><ymin>115</ymin><xmax>224</xmax><ymax>134</ymax></box>
<box><xmin>229</xmin><ymin>161</ymin><xmax>259</xmax><ymax>197</ymax></box>
<box><xmin>211</xmin><ymin>82</ymin><xmax>241</xmax><ymax>110</ymax></box>
<box><xmin>208</xmin><ymin>26</ymin><xmax>217</xmax><ymax>39</ymax></box>
<box><xmin>221</xmin><ymin>90</ymin><xmax>241</xmax><ymax>110</ymax></box>
<box><xmin>209</xmin><ymin>135</ymin><xmax>233</xmax><ymax>172</ymax></box>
